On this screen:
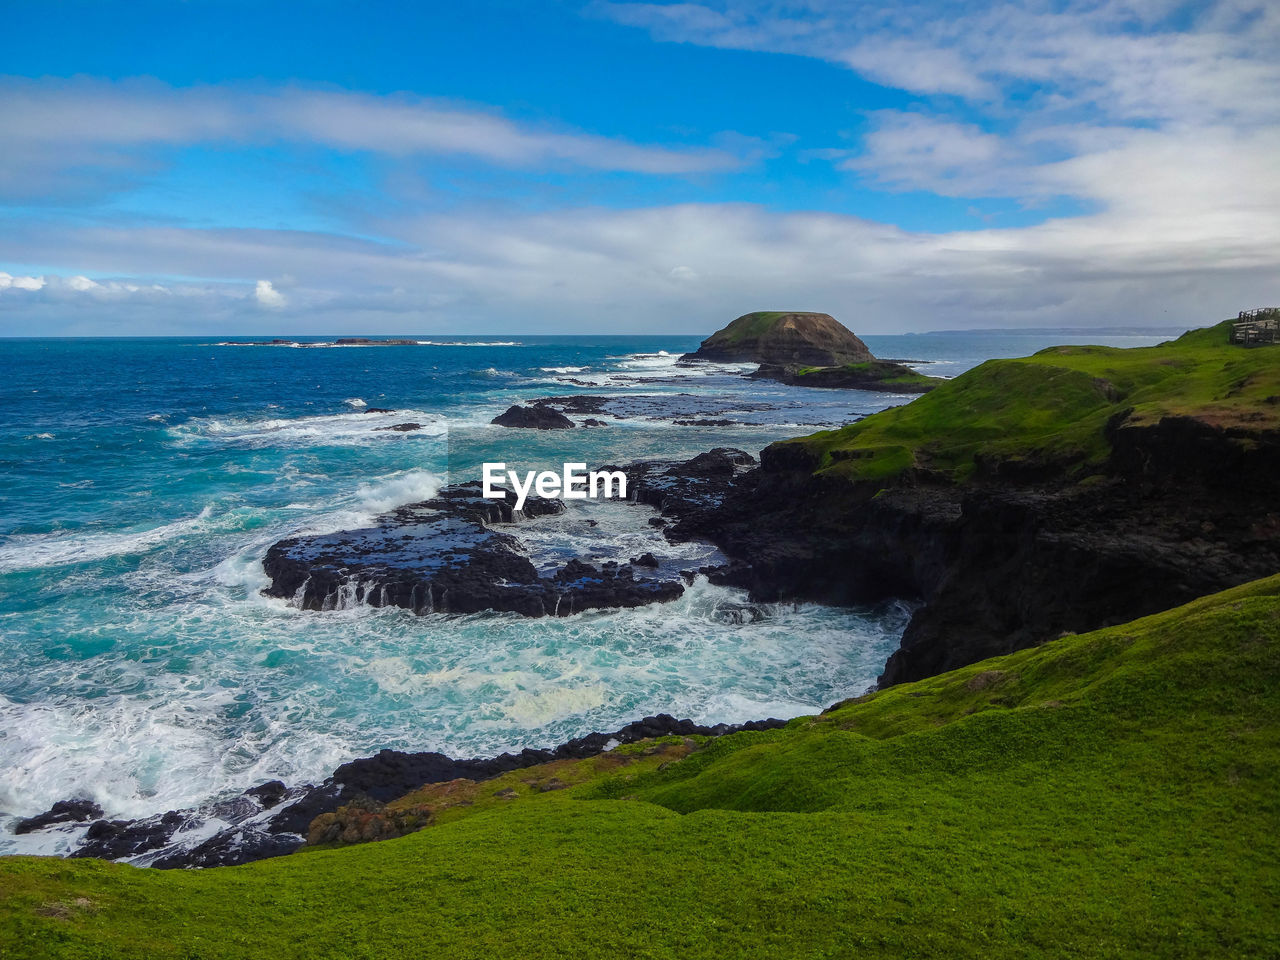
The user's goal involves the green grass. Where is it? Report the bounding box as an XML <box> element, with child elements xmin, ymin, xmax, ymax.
<box><xmin>705</xmin><ymin>311</ymin><xmax>805</xmax><ymax>344</ymax></box>
<box><xmin>776</xmin><ymin>320</ymin><xmax>1280</xmax><ymax>484</ymax></box>
<box><xmin>3</xmin><ymin>574</ymin><xmax>1279</xmax><ymax>959</ymax></box>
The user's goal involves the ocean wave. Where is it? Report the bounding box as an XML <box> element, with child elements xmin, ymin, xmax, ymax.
<box><xmin>0</xmin><ymin>570</ymin><xmax>907</xmax><ymax>834</ymax></box>
<box><xmin>168</xmin><ymin>409</ymin><xmax>446</xmax><ymax>449</ymax></box>
<box><xmin>0</xmin><ymin>505</ymin><xmax>218</xmax><ymax>572</ymax></box>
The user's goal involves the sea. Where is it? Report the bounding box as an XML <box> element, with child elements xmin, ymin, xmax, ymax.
<box><xmin>0</xmin><ymin>329</ymin><xmax>1175</xmax><ymax>852</ymax></box>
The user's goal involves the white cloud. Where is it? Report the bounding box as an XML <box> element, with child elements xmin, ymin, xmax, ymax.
<box><xmin>2</xmin><ymin>177</ymin><xmax>1277</xmax><ymax>335</ymax></box>
<box><xmin>2</xmin><ymin>4</ymin><xmax>1277</xmax><ymax>334</ymax></box>
<box><xmin>840</xmin><ymin>40</ymin><xmax>994</xmax><ymax>100</ymax></box>
<box><xmin>254</xmin><ymin>279</ymin><xmax>286</xmax><ymax>308</ymax></box>
<box><xmin>596</xmin><ymin>1</ymin><xmax>1280</xmax><ymax>124</ymax></box>
<box><xmin>0</xmin><ymin>272</ymin><xmax>45</xmax><ymax>291</ymax></box>
<box><xmin>841</xmin><ymin>112</ymin><xmax>1015</xmax><ymax>197</ymax></box>
<box><xmin>0</xmin><ymin>78</ymin><xmax>747</xmax><ymax>202</ymax></box>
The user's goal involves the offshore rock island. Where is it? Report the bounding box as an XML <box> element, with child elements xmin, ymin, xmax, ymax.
<box><xmin>684</xmin><ymin>310</ymin><xmax>947</xmax><ymax>391</ymax></box>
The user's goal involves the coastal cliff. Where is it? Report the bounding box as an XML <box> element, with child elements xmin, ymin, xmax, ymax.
<box><xmin>658</xmin><ymin>321</ymin><xmax>1280</xmax><ymax>684</ymax></box>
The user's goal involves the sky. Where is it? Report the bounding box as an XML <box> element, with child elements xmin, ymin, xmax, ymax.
<box><xmin>0</xmin><ymin>0</ymin><xmax>1277</xmax><ymax>336</ymax></box>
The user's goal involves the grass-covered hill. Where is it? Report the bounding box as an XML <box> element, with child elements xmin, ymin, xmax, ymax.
<box><xmin>3</xmin><ymin>573</ymin><xmax>1278</xmax><ymax>959</ymax></box>
<box><xmin>683</xmin><ymin>310</ymin><xmax>874</xmax><ymax>367</ymax></box>
<box><xmin>775</xmin><ymin>319</ymin><xmax>1280</xmax><ymax>483</ymax></box>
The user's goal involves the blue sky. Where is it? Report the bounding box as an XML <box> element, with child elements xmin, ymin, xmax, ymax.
<box><xmin>0</xmin><ymin>0</ymin><xmax>1277</xmax><ymax>335</ymax></box>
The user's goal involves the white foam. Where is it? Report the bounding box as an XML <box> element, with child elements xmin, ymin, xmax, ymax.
<box><xmin>0</xmin><ymin>505</ymin><xmax>217</xmax><ymax>572</ymax></box>
<box><xmin>168</xmin><ymin>409</ymin><xmax>445</xmax><ymax>449</ymax></box>
<box><xmin>503</xmin><ymin>685</ymin><xmax>608</xmax><ymax>726</ymax></box>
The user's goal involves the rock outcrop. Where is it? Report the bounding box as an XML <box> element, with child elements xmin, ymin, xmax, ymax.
<box><xmin>262</xmin><ymin>482</ymin><xmax>683</xmax><ymax>617</ymax></box>
<box><xmin>30</xmin><ymin>713</ymin><xmax>786</xmax><ymax>868</ymax></box>
<box><xmin>647</xmin><ymin>330</ymin><xmax>1280</xmax><ymax>687</ymax></box>
<box><xmin>750</xmin><ymin>361</ymin><xmax>943</xmax><ymax>393</ymax></box>
<box><xmin>491</xmin><ymin>405</ymin><xmax>574</xmax><ymax>429</ymax></box>
<box><xmin>682</xmin><ymin>312</ymin><xmax>873</xmax><ymax>367</ymax></box>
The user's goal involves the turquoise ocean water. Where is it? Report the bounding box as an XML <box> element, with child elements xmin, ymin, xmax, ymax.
<box><xmin>0</xmin><ymin>330</ymin><xmax>1172</xmax><ymax>849</ymax></box>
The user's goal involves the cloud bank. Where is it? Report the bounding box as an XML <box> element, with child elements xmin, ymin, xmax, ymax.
<box><xmin>2</xmin><ymin>1</ymin><xmax>1278</xmax><ymax>334</ymax></box>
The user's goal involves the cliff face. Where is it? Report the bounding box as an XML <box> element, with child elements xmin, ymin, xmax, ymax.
<box><xmin>658</xmin><ymin>323</ymin><xmax>1280</xmax><ymax>686</ymax></box>
<box><xmin>683</xmin><ymin>311</ymin><xmax>874</xmax><ymax>367</ymax></box>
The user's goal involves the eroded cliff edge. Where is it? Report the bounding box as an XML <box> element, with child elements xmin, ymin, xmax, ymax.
<box><xmin>653</xmin><ymin>321</ymin><xmax>1280</xmax><ymax>685</ymax></box>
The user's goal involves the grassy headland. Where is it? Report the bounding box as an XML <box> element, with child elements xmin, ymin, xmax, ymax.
<box><xmin>776</xmin><ymin>320</ymin><xmax>1280</xmax><ymax>483</ymax></box>
<box><xmin>3</xmin><ymin>573</ymin><xmax>1278</xmax><ymax>958</ymax></box>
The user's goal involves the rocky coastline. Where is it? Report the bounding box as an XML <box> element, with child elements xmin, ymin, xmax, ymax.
<box><xmin>16</xmin><ymin>322</ymin><xmax>1278</xmax><ymax>875</ymax></box>
<box><xmin>261</xmin><ymin>481</ymin><xmax>687</xmax><ymax>617</ymax></box>
<box><xmin>15</xmin><ymin>714</ymin><xmax>787</xmax><ymax>869</ymax></box>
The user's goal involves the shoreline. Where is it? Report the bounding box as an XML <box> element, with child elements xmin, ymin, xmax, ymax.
<box><xmin>11</xmin><ymin>712</ymin><xmax>793</xmax><ymax>869</ymax></box>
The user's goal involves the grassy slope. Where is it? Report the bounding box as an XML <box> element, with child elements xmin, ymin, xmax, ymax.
<box><xmin>778</xmin><ymin>321</ymin><xmax>1280</xmax><ymax>483</ymax></box>
<box><xmin>3</xmin><ymin>574</ymin><xmax>1278</xmax><ymax>959</ymax></box>
<box><xmin>705</xmin><ymin>311</ymin><xmax>794</xmax><ymax>344</ymax></box>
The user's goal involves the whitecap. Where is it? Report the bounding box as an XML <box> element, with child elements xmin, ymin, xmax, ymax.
<box><xmin>168</xmin><ymin>410</ymin><xmax>445</xmax><ymax>449</ymax></box>
<box><xmin>0</xmin><ymin>505</ymin><xmax>217</xmax><ymax>572</ymax></box>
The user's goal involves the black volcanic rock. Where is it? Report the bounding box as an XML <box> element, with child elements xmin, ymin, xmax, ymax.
<box><xmin>14</xmin><ymin>798</ymin><xmax>103</xmax><ymax>834</ymax></box>
<box><xmin>682</xmin><ymin>312</ymin><xmax>874</xmax><ymax>367</ymax></box>
<box><xmin>491</xmin><ymin>405</ymin><xmax>574</xmax><ymax>429</ymax></box>
<box><xmin>528</xmin><ymin>396</ymin><xmax>615</xmax><ymax>416</ymax></box>
<box><xmin>637</xmin><ymin>429</ymin><xmax>1280</xmax><ymax>689</ymax></box>
<box><xmin>749</xmin><ymin>361</ymin><xmax>942</xmax><ymax>393</ymax></box>
<box><xmin>32</xmin><ymin>713</ymin><xmax>788</xmax><ymax>869</ymax></box>
<box><xmin>609</xmin><ymin>448</ymin><xmax>756</xmax><ymax>547</ymax></box>
<box><xmin>374</xmin><ymin>422</ymin><xmax>421</xmax><ymax>431</ymax></box>
<box><xmin>262</xmin><ymin>482</ymin><xmax>682</xmax><ymax>617</ymax></box>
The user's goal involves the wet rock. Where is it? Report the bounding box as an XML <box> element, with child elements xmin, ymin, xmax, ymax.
<box><xmin>491</xmin><ymin>405</ymin><xmax>574</xmax><ymax>429</ymax></box>
<box><xmin>244</xmin><ymin>780</ymin><xmax>288</xmax><ymax>809</ymax></box>
<box><xmin>23</xmin><ymin>712</ymin><xmax>789</xmax><ymax>869</ymax></box>
<box><xmin>528</xmin><ymin>396</ymin><xmax>614</xmax><ymax>416</ymax></box>
<box><xmin>631</xmin><ymin>431</ymin><xmax>1280</xmax><ymax>689</ymax></box>
<box><xmin>72</xmin><ymin>811</ymin><xmax>194</xmax><ymax>862</ymax></box>
<box><xmin>262</xmin><ymin>481</ymin><xmax>682</xmax><ymax>617</ymax></box>
<box><xmin>15</xmin><ymin>799</ymin><xmax>103</xmax><ymax>834</ymax></box>
<box><xmin>631</xmin><ymin>552</ymin><xmax>659</xmax><ymax>568</ymax></box>
<box><xmin>374</xmin><ymin>422</ymin><xmax>421</xmax><ymax>431</ymax></box>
